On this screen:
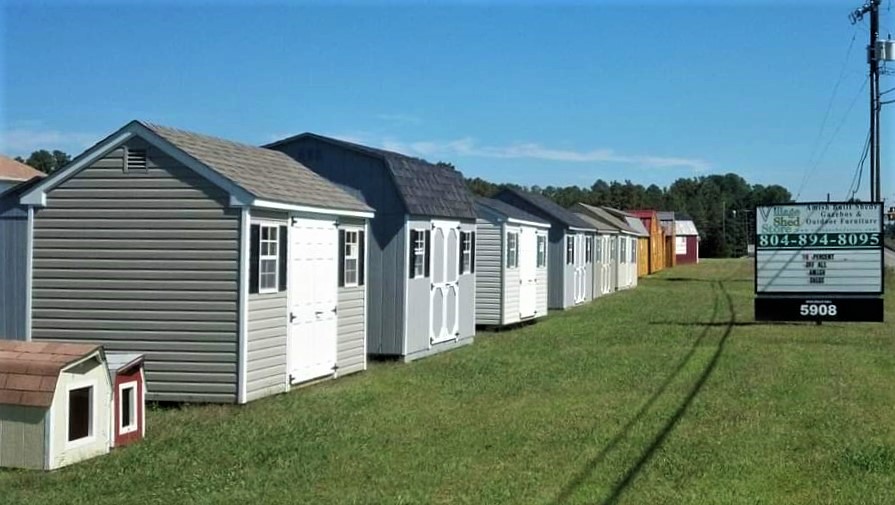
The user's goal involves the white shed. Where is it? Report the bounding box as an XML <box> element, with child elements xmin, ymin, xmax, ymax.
<box><xmin>474</xmin><ymin>197</ymin><xmax>551</xmax><ymax>327</ymax></box>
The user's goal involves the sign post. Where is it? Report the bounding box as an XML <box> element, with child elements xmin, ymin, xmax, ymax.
<box><xmin>754</xmin><ymin>202</ymin><xmax>884</xmax><ymax>322</ymax></box>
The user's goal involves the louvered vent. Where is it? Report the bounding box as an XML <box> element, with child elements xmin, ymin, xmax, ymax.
<box><xmin>125</xmin><ymin>148</ymin><xmax>147</xmax><ymax>172</ymax></box>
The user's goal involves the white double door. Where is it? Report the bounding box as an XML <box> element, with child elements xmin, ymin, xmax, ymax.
<box><xmin>600</xmin><ymin>236</ymin><xmax>613</xmax><ymax>295</ymax></box>
<box><xmin>288</xmin><ymin>217</ymin><xmax>338</xmax><ymax>384</ymax></box>
<box><xmin>518</xmin><ymin>227</ymin><xmax>538</xmax><ymax>319</ymax></box>
<box><xmin>573</xmin><ymin>234</ymin><xmax>587</xmax><ymax>304</ymax></box>
<box><xmin>430</xmin><ymin>221</ymin><xmax>460</xmax><ymax>344</ymax></box>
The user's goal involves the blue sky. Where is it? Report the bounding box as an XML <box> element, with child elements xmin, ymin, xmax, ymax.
<box><xmin>2</xmin><ymin>0</ymin><xmax>893</xmax><ymax>202</ymax></box>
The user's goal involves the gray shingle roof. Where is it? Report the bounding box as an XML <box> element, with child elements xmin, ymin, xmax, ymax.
<box><xmin>475</xmin><ymin>197</ymin><xmax>549</xmax><ymax>225</ymax></box>
<box><xmin>496</xmin><ymin>188</ymin><xmax>595</xmax><ymax>230</ymax></box>
<box><xmin>570</xmin><ymin>203</ymin><xmax>629</xmax><ymax>233</ymax></box>
<box><xmin>142</xmin><ymin>122</ymin><xmax>371</xmax><ymax>213</ymax></box>
<box><xmin>601</xmin><ymin>206</ymin><xmax>650</xmax><ymax>237</ymax></box>
<box><xmin>265</xmin><ymin>133</ymin><xmax>476</xmax><ymax>220</ymax></box>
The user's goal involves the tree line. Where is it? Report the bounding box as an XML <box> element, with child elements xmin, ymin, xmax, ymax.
<box><xmin>14</xmin><ymin>150</ymin><xmax>72</xmax><ymax>175</ymax></box>
<box><xmin>466</xmin><ymin>173</ymin><xmax>793</xmax><ymax>258</ymax></box>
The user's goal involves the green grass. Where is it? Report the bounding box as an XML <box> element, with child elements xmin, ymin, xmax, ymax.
<box><xmin>3</xmin><ymin>259</ymin><xmax>895</xmax><ymax>504</ymax></box>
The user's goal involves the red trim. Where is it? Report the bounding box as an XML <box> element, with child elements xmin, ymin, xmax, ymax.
<box><xmin>112</xmin><ymin>366</ymin><xmax>144</xmax><ymax>447</ymax></box>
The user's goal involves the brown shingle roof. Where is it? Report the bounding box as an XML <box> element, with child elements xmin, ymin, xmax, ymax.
<box><xmin>0</xmin><ymin>341</ymin><xmax>100</xmax><ymax>408</ymax></box>
<box><xmin>0</xmin><ymin>155</ymin><xmax>46</xmax><ymax>182</ymax></box>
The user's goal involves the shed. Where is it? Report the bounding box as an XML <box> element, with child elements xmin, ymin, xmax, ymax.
<box><xmin>674</xmin><ymin>217</ymin><xmax>700</xmax><ymax>264</ymax></box>
<box><xmin>603</xmin><ymin>207</ymin><xmax>651</xmax><ymax>280</ymax></box>
<box><xmin>474</xmin><ymin>197</ymin><xmax>551</xmax><ymax>326</ymax></box>
<box><xmin>106</xmin><ymin>353</ymin><xmax>145</xmax><ymax>447</ymax></box>
<box><xmin>571</xmin><ymin>203</ymin><xmax>639</xmax><ymax>292</ymax></box>
<box><xmin>493</xmin><ymin>189</ymin><xmax>597</xmax><ymax>310</ymax></box>
<box><xmin>629</xmin><ymin>209</ymin><xmax>667</xmax><ymax>273</ymax></box>
<box><xmin>0</xmin><ymin>178</ymin><xmax>44</xmax><ymax>341</ymax></box>
<box><xmin>7</xmin><ymin>120</ymin><xmax>374</xmax><ymax>403</ymax></box>
<box><xmin>0</xmin><ymin>156</ymin><xmax>45</xmax><ymax>194</ymax></box>
<box><xmin>0</xmin><ymin>341</ymin><xmax>111</xmax><ymax>470</ymax></box>
<box><xmin>568</xmin><ymin>204</ymin><xmax>619</xmax><ymax>297</ymax></box>
<box><xmin>265</xmin><ymin>133</ymin><xmax>477</xmax><ymax>362</ymax></box>
<box><xmin>658</xmin><ymin>211</ymin><xmax>678</xmax><ymax>268</ymax></box>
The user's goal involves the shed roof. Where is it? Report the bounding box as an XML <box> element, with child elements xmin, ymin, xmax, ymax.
<box><xmin>0</xmin><ymin>341</ymin><xmax>101</xmax><ymax>408</ymax></box>
<box><xmin>105</xmin><ymin>352</ymin><xmax>144</xmax><ymax>374</ymax></box>
<box><xmin>657</xmin><ymin>211</ymin><xmax>676</xmax><ymax>222</ymax></box>
<box><xmin>141</xmin><ymin>123</ymin><xmax>372</xmax><ymax>213</ymax></box>
<box><xmin>602</xmin><ymin>207</ymin><xmax>650</xmax><ymax>237</ymax></box>
<box><xmin>475</xmin><ymin>197</ymin><xmax>549</xmax><ymax>226</ymax></box>
<box><xmin>0</xmin><ymin>156</ymin><xmax>45</xmax><ymax>182</ymax></box>
<box><xmin>675</xmin><ymin>220</ymin><xmax>699</xmax><ymax>236</ymax></box>
<box><xmin>265</xmin><ymin>133</ymin><xmax>477</xmax><ymax>220</ymax></box>
<box><xmin>571</xmin><ymin>203</ymin><xmax>635</xmax><ymax>234</ymax></box>
<box><xmin>496</xmin><ymin>188</ymin><xmax>595</xmax><ymax>230</ymax></box>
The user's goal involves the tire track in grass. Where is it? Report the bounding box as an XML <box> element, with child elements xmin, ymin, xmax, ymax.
<box><xmin>552</xmin><ymin>274</ymin><xmax>736</xmax><ymax>504</ymax></box>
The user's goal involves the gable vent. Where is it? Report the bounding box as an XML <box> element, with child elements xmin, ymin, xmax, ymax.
<box><xmin>125</xmin><ymin>148</ymin><xmax>147</xmax><ymax>172</ymax></box>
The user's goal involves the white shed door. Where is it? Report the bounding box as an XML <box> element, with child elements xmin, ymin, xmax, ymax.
<box><xmin>289</xmin><ymin>217</ymin><xmax>338</xmax><ymax>384</ymax></box>
<box><xmin>518</xmin><ymin>227</ymin><xmax>537</xmax><ymax>319</ymax></box>
<box><xmin>430</xmin><ymin>220</ymin><xmax>460</xmax><ymax>344</ymax></box>
<box><xmin>601</xmin><ymin>236</ymin><xmax>612</xmax><ymax>295</ymax></box>
<box><xmin>573</xmin><ymin>234</ymin><xmax>587</xmax><ymax>304</ymax></box>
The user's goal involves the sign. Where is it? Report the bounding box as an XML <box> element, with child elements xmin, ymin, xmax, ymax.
<box><xmin>675</xmin><ymin>236</ymin><xmax>687</xmax><ymax>255</ymax></box>
<box><xmin>754</xmin><ymin>202</ymin><xmax>884</xmax><ymax>322</ymax></box>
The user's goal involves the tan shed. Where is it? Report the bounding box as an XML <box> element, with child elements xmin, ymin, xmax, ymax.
<box><xmin>0</xmin><ymin>341</ymin><xmax>112</xmax><ymax>470</ymax></box>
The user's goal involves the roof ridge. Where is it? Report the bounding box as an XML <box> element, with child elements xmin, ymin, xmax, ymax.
<box><xmin>139</xmin><ymin>120</ymin><xmax>292</xmax><ymax>157</ymax></box>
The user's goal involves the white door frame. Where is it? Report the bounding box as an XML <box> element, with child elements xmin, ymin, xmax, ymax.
<box><xmin>573</xmin><ymin>233</ymin><xmax>587</xmax><ymax>304</ymax></box>
<box><xmin>430</xmin><ymin>220</ymin><xmax>460</xmax><ymax>344</ymax></box>
<box><xmin>518</xmin><ymin>226</ymin><xmax>537</xmax><ymax>319</ymax></box>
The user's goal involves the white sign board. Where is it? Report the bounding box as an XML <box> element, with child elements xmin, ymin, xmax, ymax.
<box><xmin>675</xmin><ymin>236</ymin><xmax>687</xmax><ymax>255</ymax></box>
<box><xmin>755</xmin><ymin>202</ymin><xmax>883</xmax><ymax>295</ymax></box>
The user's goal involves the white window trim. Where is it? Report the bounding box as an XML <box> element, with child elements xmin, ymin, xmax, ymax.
<box><xmin>118</xmin><ymin>380</ymin><xmax>139</xmax><ymax>435</ymax></box>
<box><xmin>460</xmin><ymin>232</ymin><xmax>473</xmax><ymax>274</ymax></box>
<box><xmin>412</xmin><ymin>229</ymin><xmax>427</xmax><ymax>279</ymax></box>
<box><xmin>258</xmin><ymin>223</ymin><xmax>279</xmax><ymax>294</ymax></box>
<box><xmin>536</xmin><ymin>234</ymin><xmax>547</xmax><ymax>268</ymax></box>
<box><xmin>64</xmin><ymin>378</ymin><xmax>98</xmax><ymax>450</ymax></box>
<box><xmin>343</xmin><ymin>229</ymin><xmax>360</xmax><ymax>287</ymax></box>
<box><xmin>506</xmin><ymin>232</ymin><xmax>519</xmax><ymax>269</ymax></box>
<box><xmin>566</xmin><ymin>236</ymin><xmax>575</xmax><ymax>264</ymax></box>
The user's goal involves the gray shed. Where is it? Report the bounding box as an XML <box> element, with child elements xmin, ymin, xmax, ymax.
<box><xmin>493</xmin><ymin>189</ymin><xmax>597</xmax><ymax>310</ymax></box>
<box><xmin>265</xmin><ymin>134</ymin><xmax>478</xmax><ymax>362</ymax></box>
<box><xmin>572</xmin><ymin>203</ymin><xmax>641</xmax><ymax>292</ymax></box>
<box><xmin>474</xmin><ymin>197</ymin><xmax>551</xmax><ymax>326</ymax></box>
<box><xmin>6</xmin><ymin>120</ymin><xmax>374</xmax><ymax>403</ymax></box>
<box><xmin>569</xmin><ymin>203</ymin><xmax>620</xmax><ymax>297</ymax></box>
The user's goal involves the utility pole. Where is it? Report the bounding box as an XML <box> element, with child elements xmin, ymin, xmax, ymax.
<box><xmin>850</xmin><ymin>0</ymin><xmax>882</xmax><ymax>202</ymax></box>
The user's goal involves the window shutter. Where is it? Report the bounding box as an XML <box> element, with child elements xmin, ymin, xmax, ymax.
<box><xmin>358</xmin><ymin>230</ymin><xmax>366</xmax><ymax>286</ymax></box>
<box><xmin>424</xmin><ymin>230</ymin><xmax>431</xmax><ymax>278</ymax></box>
<box><xmin>278</xmin><ymin>226</ymin><xmax>288</xmax><ymax>292</ymax></box>
<box><xmin>470</xmin><ymin>232</ymin><xmax>476</xmax><ymax>274</ymax></box>
<box><xmin>338</xmin><ymin>229</ymin><xmax>346</xmax><ymax>287</ymax></box>
<box><xmin>249</xmin><ymin>224</ymin><xmax>260</xmax><ymax>294</ymax></box>
<box><xmin>459</xmin><ymin>232</ymin><xmax>465</xmax><ymax>274</ymax></box>
<box><xmin>409</xmin><ymin>230</ymin><xmax>417</xmax><ymax>278</ymax></box>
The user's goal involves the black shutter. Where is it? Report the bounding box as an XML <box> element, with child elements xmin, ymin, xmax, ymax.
<box><xmin>424</xmin><ymin>230</ymin><xmax>431</xmax><ymax>278</ymax></box>
<box><xmin>278</xmin><ymin>226</ymin><xmax>288</xmax><ymax>292</ymax></box>
<box><xmin>470</xmin><ymin>231</ymin><xmax>476</xmax><ymax>274</ymax></box>
<box><xmin>338</xmin><ymin>229</ymin><xmax>346</xmax><ymax>287</ymax></box>
<box><xmin>358</xmin><ymin>230</ymin><xmax>366</xmax><ymax>286</ymax></box>
<box><xmin>409</xmin><ymin>230</ymin><xmax>417</xmax><ymax>278</ymax></box>
<box><xmin>459</xmin><ymin>232</ymin><xmax>465</xmax><ymax>274</ymax></box>
<box><xmin>249</xmin><ymin>224</ymin><xmax>260</xmax><ymax>294</ymax></box>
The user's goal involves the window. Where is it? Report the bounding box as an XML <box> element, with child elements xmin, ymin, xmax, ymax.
<box><xmin>342</xmin><ymin>230</ymin><xmax>360</xmax><ymax>286</ymax></box>
<box><xmin>259</xmin><ymin>225</ymin><xmax>279</xmax><ymax>292</ymax></box>
<box><xmin>585</xmin><ymin>236</ymin><xmax>594</xmax><ymax>263</ymax></box>
<box><xmin>631</xmin><ymin>239</ymin><xmax>637</xmax><ymax>263</ymax></box>
<box><xmin>620</xmin><ymin>237</ymin><xmax>627</xmax><ymax>264</ymax></box>
<box><xmin>119</xmin><ymin>381</ymin><xmax>138</xmax><ymax>435</ymax></box>
<box><xmin>595</xmin><ymin>236</ymin><xmax>603</xmax><ymax>264</ymax></box>
<box><xmin>250</xmin><ymin>223</ymin><xmax>287</xmax><ymax>295</ymax></box>
<box><xmin>460</xmin><ymin>231</ymin><xmax>475</xmax><ymax>274</ymax></box>
<box><xmin>68</xmin><ymin>386</ymin><xmax>93</xmax><ymax>443</ymax></box>
<box><xmin>537</xmin><ymin>235</ymin><xmax>547</xmax><ymax>268</ymax></box>
<box><xmin>506</xmin><ymin>232</ymin><xmax>519</xmax><ymax>269</ymax></box>
<box><xmin>409</xmin><ymin>229</ymin><xmax>429</xmax><ymax>278</ymax></box>
<box><xmin>566</xmin><ymin>236</ymin><xmax>575</xmax><ymax>264</ymax></box>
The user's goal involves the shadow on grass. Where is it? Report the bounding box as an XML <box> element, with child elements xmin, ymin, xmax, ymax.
<box><xmin>552</xmin><ymin>279</ymin><xmax>738</xmax><ymax>505</ymax></box>
<box><xmin>650</xmin><ymin>321</ymin><xmax>803</xmax><ymax>327</ymax></box>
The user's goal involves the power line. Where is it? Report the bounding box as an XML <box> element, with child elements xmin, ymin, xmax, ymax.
<box><xmin>795</xmin><ymin>27</ymin><xmax>860</xmax><ymax>200</ymax></box>
<box><xmin>795</xmin><ymin>75</ymin><xmax>869</xmax><ymax>200</ymax></box>
<box><xmin>846</xmin><ymin>128</ymin><xmax>871</xmax><ymax>200</ymax></box>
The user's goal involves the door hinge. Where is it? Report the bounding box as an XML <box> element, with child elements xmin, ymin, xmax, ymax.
<box><xmin>332</xmin><ymin>307</ymin><xmax>338</xmax><ymax>315</ymax></box>
<box><xmin>289</xmin><ymin>312</ymin><xmax>296</xmax><ymax>323</ymax></box>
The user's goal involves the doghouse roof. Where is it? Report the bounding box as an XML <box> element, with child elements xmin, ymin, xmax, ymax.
<box><xmin>0</xmin><ymin>341</ymin><xmax>102</xmax><ymax>408</ymax></box>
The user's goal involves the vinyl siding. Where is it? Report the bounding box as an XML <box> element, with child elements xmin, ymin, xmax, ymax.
<box><xmin>337</xmin><ymin>286</ymin><xmax>365</xmax><ymax>376</ymax></box>
<box><xmin>536</xmin><ymin>260</ymin><xmax>548</xmax><ymax>316</ymax></box>
<box><xmin>31</xmin><ymin>140</ymin><xmax>240</xmax><ymax>403</ymax></box>
<box><xmin>0</xmin><ymin>406</ymin><xmax>46</xmax><ymax>470</ymax></box>
<box><xmin>547</xmin><ymin>228</ymin><xmax>567</xmax><ymax>310</ymax></box>
<box><xmin>246</xmin><ymin>292</ymin><xmax>288</xmax><ymax>402</ymax></box>
<box><xmin>474</xmin><ymin>218</ymin><xmax>501</xmax><ymax>326</ymax></box>
<box><xmin>0</xmin><ymin>195</ymin><xmax>28</xmax><ymax>340</ymax></box>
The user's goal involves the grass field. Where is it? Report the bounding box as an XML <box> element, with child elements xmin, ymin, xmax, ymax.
<box><xmin>3</xmin><ymin>259</ymin><xmax>894</xmax><ymax>504</ymax></box>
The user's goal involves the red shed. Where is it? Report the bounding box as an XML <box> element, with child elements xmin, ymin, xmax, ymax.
<box><xmin>106</xmin><ymin>353</ymin><xmax>145</xmax><ymax>447</ymax></box>
<box><xmin>674</xmin><ymin>219</ymin><xmax>700</xmax><ymax>264</ymax></box>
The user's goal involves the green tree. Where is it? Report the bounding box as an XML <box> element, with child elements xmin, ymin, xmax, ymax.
<box><xmin>23</xmin><ymin>149</ymin><xmax>72</xmax><ymax>174</ymax></box>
